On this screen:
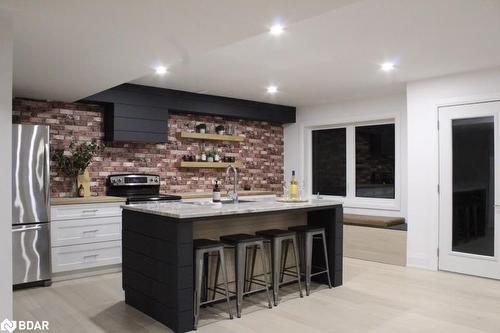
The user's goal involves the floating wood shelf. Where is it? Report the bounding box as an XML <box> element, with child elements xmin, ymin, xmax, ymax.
<box><xmin>179</xmin><ymin>131</ymin><xmax>244</xmax><ymax>142</ymax></box>
<box><xmin>179</xmin><ymin>161</ymin><xmax>244</xmax><ymax>169</ymax></box>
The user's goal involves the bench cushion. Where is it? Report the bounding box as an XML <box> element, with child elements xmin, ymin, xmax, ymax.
<box><xmin>343</xmin><ymin>214</ymin><xmax>405</xmax><ymax>228</ymax></box>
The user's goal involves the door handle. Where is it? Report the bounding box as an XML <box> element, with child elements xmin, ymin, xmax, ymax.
<box><xmin>12</xmin><ymin>226</ymin><xmax>42</xmax><ymax>232</ymax></box>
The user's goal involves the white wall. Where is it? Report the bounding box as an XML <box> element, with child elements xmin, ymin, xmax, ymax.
<box><xmin>406</xmin><ymin>67</ymin><xmax>500</xmax><ymax>270</ymax></box>
<box><xmin>0</xmin><ymin>13</ymin><xmax>13</xmax><ymax>320</ymax></box>
<box><xmin>284</xmin><ymin>93</ymin><xmax>407</xmax><ymax>217</ymax></box>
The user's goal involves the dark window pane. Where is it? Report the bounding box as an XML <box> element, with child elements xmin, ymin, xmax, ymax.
<box><xmin>355</xmin><ymin>124</ymin><xmax>395</xmax><ymax>198</ymax></box>
<box><xmin>312</xmin><ymin>128</ymin><xmax>346</xmax><ymax>196</ymax></box>
<box><xmin>452</xmin><ymin>117</ymin><xmax>494</xmax><ymax>257</ymax></box>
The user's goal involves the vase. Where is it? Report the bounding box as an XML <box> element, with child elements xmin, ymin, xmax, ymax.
<box><xmin>71</xmin><ymin>176</ymin><xmax>79</xmax><ymax>197</ymax></box>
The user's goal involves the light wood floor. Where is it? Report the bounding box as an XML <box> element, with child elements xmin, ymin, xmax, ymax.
<box><xmin>14</xmin><ymin>258</ymin><xmax>500</xmax><ymax>333</ymax></box>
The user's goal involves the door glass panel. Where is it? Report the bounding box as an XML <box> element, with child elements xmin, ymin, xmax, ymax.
<box><xmin>452</xmin><ymin>116</ymin><xmax>494</xmax><ymax>256</ymax></box>
<box><xmin>312</xmin><ymin>128</ymin><xmax>346</xmax><ymax>196</ymax></box>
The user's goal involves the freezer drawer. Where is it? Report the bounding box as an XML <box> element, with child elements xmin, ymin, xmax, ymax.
<box><xmin>12</xmin><ymin>223</ymin><xmax>51</xmax><ymax>285</ymax></box>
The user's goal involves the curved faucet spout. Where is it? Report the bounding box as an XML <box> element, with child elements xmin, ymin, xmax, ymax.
<box><xmin>225</xmin><ymin>164</ymin><xmax>238</xmax><ymax>203</ymax></box>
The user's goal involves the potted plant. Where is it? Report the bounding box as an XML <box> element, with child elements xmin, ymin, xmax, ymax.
<box><xmin>196</xmin><ymin>123</ymin><xmax>207</xmax><ymax>134</ymax></box>
<box><xmin>215</xmin><ymin>125</ymin><xmax>225</xmax><ymax>135</ymax></box>
<box><xmin>207</xmin><ymin>150</ymin><xmax>215</xmax><ymax>162</ymax></box>
<box><xmin>52</xmin><ymin>139</ymin><xmax>104</xmax><ymax>197</ymax></box>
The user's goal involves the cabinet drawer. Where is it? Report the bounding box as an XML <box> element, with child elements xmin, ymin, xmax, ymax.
<box><xmin>52</xmin><ymin>241</ymin><xmax>122</xmax><ymax>273</ymax></box>
<box><xmin>51</xmin><ymin>203</ymin><xmax>122</xmax><ymax>221</ymax></box>
<box><xmin>52</xmin><ymin>216</ymin><xmax>121</xmax><ymax>247</ymax></box>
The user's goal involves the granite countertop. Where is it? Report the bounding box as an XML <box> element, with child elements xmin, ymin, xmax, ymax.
<box><xmin>122</xmin><ymin>198</ymin><xmax>342</xmax><ymax>219</ymax></box>
<box><xmin>166</xmin><ymin>191</ymin><xmax>275</xmax><ymax>199</ymax></box>
<box><xmin>51</xmin><ymin>196</ymin><xmax>127</xmax><ymax>206</ymax></box>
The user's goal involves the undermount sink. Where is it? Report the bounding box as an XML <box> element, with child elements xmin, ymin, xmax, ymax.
<box><xmin>182</xmin><ymin>199</ymin><xmax>255</xmax><ymax>206</ymax></box>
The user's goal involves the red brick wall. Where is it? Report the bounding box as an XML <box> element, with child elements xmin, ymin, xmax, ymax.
<box><xmin>13</xmin><ymin>98</ymin><xmax>284</xmax><ymax>198</ymax></box>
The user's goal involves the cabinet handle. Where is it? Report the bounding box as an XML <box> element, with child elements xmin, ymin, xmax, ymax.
<box><xmin>82</xmin><ymin>209</ymin><xmax>98</xmax><ymax>213</ymax></box>
<box><xmin>83</xmin><ymin>229</ymin><xmax>99</xmax><ymax>234</ymax></box>
<box><xmin>83</xmin><ymin>254</ymin><xmax>98</xmax><ymax>259</ymax></box>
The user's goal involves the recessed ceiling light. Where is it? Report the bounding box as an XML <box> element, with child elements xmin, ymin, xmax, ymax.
<box><xmin>380</xmin><ymin>62</ymin><xmax>395</xmax><ymax>71</ymax></box>
<box><xmin>267</xmin><ymin>85</ymin><xmax>278</xmax><ymax>94</ymax></box>
<box><xmin>269</xmin><ymin>24</ymin><xmax>284</xmax><ymax>36</ymax></box>
<box><xmin>155</xmin><ymin>66</ymin><xmax>168</xmax><ymax>75</ymax></box>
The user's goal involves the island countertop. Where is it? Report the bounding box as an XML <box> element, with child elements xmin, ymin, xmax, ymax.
<box><xmin>122</xmin><ymin>198</ymin><xmax>342</xmax><ymax>219</ymax></box>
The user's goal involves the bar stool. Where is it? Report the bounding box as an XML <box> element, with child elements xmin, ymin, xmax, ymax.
<box><xmin>193</xmin><ymin>239</ymin><xmax>232</xmax><ymax>330</ymax></box>
<box><xmin>217</xmin><ymin>233</ymin><xmax>273</xmax><ymax>318</ymax></box>
<box><xmin>288</xmin><ymin>226</ymin><xmax>332</xmax><ymax>296</ymax></box>
<box><xmin>251</xmin><ymin>229</ymin><xmax>303</xmax><ymax>306</ymax></box>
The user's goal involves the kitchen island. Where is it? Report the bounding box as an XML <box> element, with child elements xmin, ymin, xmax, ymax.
<box><xmin>121</xmin><ymin>198</ymin><xmax>343</xmax><ymax>332</ymax></box>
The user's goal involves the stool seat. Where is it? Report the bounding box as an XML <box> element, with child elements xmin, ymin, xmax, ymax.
<box><xmin>220</xmin><ymin>233</ymin><xmax>264</xmax><ymax>245</ymax></box>
<box><xmin>256</xmin><ymin>229</ymin><xmax>295</xmax><ymax>238</ymax></box>
<box><xmin>288</xmin><ymin>225</ymin><xmax>325</xmax><ymax>233</ymax></box>
<box><xmin>193</xmin><ymin>239</ymin><xmax>223</xmax><ymax>250</ymax></box>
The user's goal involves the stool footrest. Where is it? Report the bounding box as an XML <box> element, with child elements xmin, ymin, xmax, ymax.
<box><xmin>310</xmin><ymin>270</ymin><xmax>329</xmax><ymax>277</ymax></box>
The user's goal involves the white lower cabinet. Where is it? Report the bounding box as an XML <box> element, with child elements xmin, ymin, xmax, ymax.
<box><xmin>52</xmin><ymin>241</ymin><xmax>122</xmax><ymax>273</ymax></box>
<box><xmin>51</xmin><ymin>202</ymin><xmax>122</xmax><ymax>273</ymax></box>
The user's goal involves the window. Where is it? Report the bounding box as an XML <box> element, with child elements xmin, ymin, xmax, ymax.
<box><xmin>355</xmin><ymin>124</ymin><xmax>395</xmax><ymax>199</ymax></box>
<box><xmin>312</xmin><ymin>128</ymin><xmax>346</xmax><ymax>196</ymax></box>
<box><xmin>311</xmin><ymin>122</ymin><xmax>396</xmax><ymax>201</ymax></box>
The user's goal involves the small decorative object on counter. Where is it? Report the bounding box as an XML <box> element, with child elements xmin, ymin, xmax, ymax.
<box><xmin>214</xmin><ymin>149</ymin><xmax>220</xmax><ymax>162</ymax></box>
<box><xmin>212</xmin><ymin>179</ymin><xmax>221</xmax><ymax>203</ymax></box>
<box><xmin>215</xmin><ymin>125</ymin><xmax>225</xmax><ymax>135</ymax></box>
<box><xmin>243</xmin><ymin>183</ymin><xmax>251</xmax><ymax>191</ymax></box>
<box><xmin>78</xmin><ymin>184</ymin><xmax>85</xmax><ymax>197</ymax></box>
<box><xmin>196</xmin><ymin>123</ymin><xmax>207</xmax><ymax>134</ymax></box>
<box><xmin>52</xmin><ymin>138</ymin><xmax>104</xmax><ymax>197</ymax></box>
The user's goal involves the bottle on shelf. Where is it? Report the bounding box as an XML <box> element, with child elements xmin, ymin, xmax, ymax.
<box><xmin>289</xmin><ymin>170</ymin><xmax>298</xmax><ymax>200</ymax></box>
<box><xmin>201</xmin><ymin>143</ymin><xmax>207</xmax><ymax>162</ymax></box>
<box><xmin>213</xmin><ymin>179</ymin><xmax>221</xmax><ymax>203</ymax></box>
<box><xmin>214</xmin><ymin>146</ymin><xmax>220</xmax><ymax>162</ymax></box>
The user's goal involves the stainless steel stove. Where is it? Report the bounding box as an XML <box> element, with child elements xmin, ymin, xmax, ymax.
<box><xmin>107</xmin><ymin>174</ymin><xmax>181</xmax><ymax>204</ymax></box>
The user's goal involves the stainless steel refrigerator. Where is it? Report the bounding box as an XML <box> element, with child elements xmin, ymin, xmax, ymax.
<box><xmin>12</xmin><ymin>124</ymin><xmax>51</xmax><ymax>286</ymax></box>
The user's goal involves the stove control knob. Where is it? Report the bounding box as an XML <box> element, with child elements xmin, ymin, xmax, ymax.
<box><xmin>118</xmin><ymin>179</ymin><xmax>122</xmax><ymax>183</ymax></box>
<box><xmin>155</xmin><ymin>178</ymin><xmax>159</xmax><ymax>183</ymax></box>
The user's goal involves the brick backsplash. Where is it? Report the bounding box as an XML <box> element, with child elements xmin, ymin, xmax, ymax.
<box><xmin>13</xmin><ymin>98</ymin><xmax>284</xmax><ymax>197</ymax></box>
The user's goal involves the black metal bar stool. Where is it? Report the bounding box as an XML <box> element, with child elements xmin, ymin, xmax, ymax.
<box><xmin>193</xmin><ymin>239</ymin><xmax>232</xmax><ymax>330</ymax></box>
<box><xmin>288</xmin><ymin>226</ymin><xmax>332</xmax><ymax>296</ymax></box>
<box><xmin>250</xmin><ymin>229</ymin><xmax>303</xmax><ymax>306</ymax></box>
<box><xmin>217</xmin><ymin>233</ymin><xmax>273</xmax><ymax>318</ymax></box>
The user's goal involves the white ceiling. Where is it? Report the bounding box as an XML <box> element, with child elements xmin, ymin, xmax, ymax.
<box><xmin>4</xmin><ymin>0</ymin><xmax>500</xmax><ymax>106</ymax></box>
<box><xmin>2</xmin><ymin>0</ymin><xmax>357</xmax><ymax>102</ymax></box>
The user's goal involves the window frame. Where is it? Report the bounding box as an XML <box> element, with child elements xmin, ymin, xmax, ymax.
<box><xmin>305</xmin><ymin>117</ymin><xmax>400</xmax><ymax>211</ymax></box>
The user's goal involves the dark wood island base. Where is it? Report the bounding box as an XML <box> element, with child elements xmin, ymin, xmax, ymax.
<box><xmin>122</xmin><ymin>203</ymin><xmax>343</xmax><ymax>333</ymax></box>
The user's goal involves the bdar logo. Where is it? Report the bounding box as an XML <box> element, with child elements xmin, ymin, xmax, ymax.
<box><xmin>0</xmin><ymin>319</ymin><xmax>16</xmax><ymax>333</ymax></box>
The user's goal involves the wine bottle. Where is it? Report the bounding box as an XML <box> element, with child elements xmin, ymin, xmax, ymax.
<box><xmin>290</xmin><ymin>170</ymin><xmax>298</xmax><ymax>200</ymax></box>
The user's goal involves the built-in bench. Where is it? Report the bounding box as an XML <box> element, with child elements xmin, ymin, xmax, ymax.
<box><xmin>343</xmin><ymin>214</ymin><xmax>407</xmax><ymax>266</ymax></box>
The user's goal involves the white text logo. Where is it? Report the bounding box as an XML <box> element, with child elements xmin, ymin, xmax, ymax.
<box><xmin>0</xmin><ymin>319</ymin><xmax>49</xmax><ymax>332</ymax></box>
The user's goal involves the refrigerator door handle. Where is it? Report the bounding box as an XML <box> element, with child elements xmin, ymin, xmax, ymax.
<box><xmin>44</xmin><ymin>142</ymin><xmax>50</xmax><ymax>214</ymax></box>
<box><xmin>12</xmin><ymin>226</ymin><xmax>42</xmax><ymax>232</ymax></box>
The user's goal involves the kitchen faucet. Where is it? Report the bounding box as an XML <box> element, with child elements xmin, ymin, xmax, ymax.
<box><xmin>225</xmin><ymin>164</ymin><xmax>238</xmax><ymax>203</ymax></box>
